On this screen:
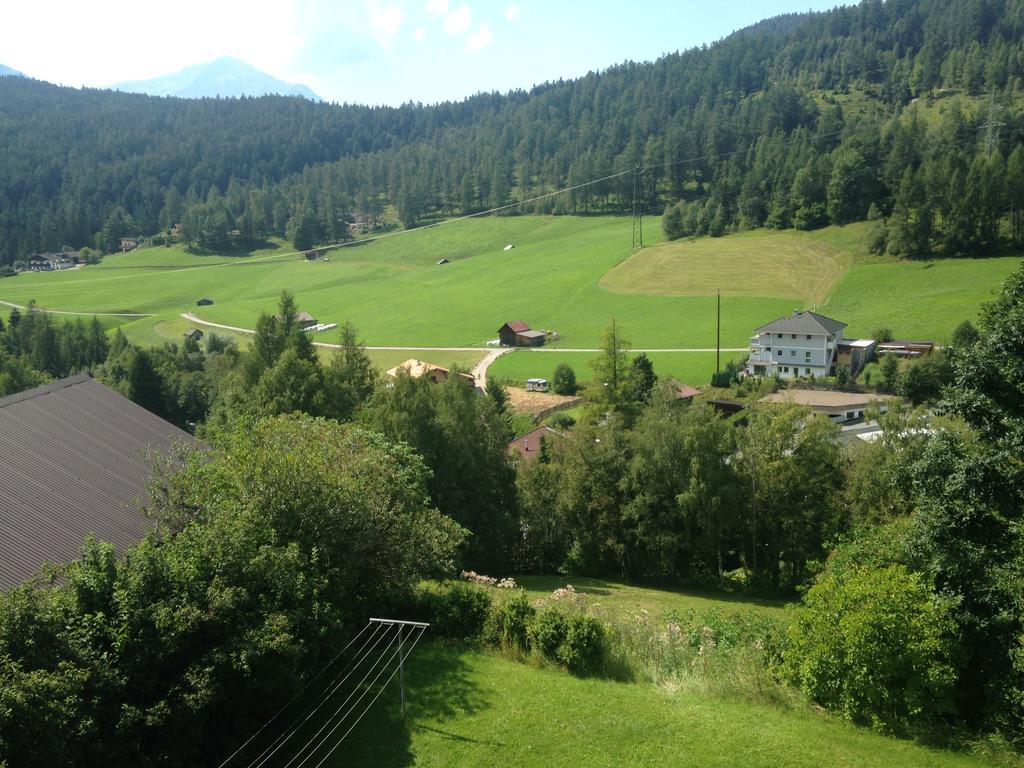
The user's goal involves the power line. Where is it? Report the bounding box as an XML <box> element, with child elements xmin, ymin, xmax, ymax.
<box><xmin>248</xmin><ymin>622</ymin><xmax>397</xmax><ymax>768</ymax></box>
<box><xmin>214</xmin><ymin>622</ymin><xmax>374</xmax><ymax>768</ymax></box>
<box><xmin>279</xmin><ymin>628</ymin><xmax>404</xmax><ymax>768</ymax></box>
<box><xmin>300</xmin><ymin>625</ymin><xmax>428</xmax><ymax>768</ymax></box>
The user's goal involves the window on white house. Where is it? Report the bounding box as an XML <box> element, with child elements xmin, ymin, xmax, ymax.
<box><xmin>791</xmin><ymin>350</ymin><xmax>796</xmax><ymax>356</ymax></box>
<box><xmin>805</xmin><ymin>367</ymin><xmax>811</xmax><ymax>374</ymax></box>
<box><xmin>791</xmin><ymin>333</ymin><xmax>797</xmax><ymax>339</ymax></box>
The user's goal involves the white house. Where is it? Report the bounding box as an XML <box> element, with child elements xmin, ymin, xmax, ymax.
<box><xmin>746</xmin><ymin>310</ymin><xmax>850</xmax><ymax>380</ymax></box>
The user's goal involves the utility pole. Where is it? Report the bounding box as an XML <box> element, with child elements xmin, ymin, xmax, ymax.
<box><xmin>398</xmin><ymin>624</ymin><xmax>406</xmax><ymax>718</ymax></box>
<box><xmin>631</xmin><ymin>164</ymin><xmax>644</xmax><ymax>249</ymax></box>
<box><xmin>716</xmin><ymin>289</ymin><xmax>721</xmax><ymax>373</ymax></box>
<box><xmin>982</xmin><ymin>87</ymin><xmax>1005</xmax><ymax>156</ymax></box>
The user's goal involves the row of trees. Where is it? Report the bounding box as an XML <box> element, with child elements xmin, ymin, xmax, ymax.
<box><xmin>3</xmin><ymin>1</ymin><xmax>1024</xmax><ymax>261</ymax></box>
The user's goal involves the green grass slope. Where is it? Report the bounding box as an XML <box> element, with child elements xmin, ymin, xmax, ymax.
<box><xmin>332</xmin><ymin>643</ymin><xmax>996</xmax><ymax>768</ymax></box>
<box><xmin>2</xmin><ymin>217</ymin><xmax>1017</xmax><ymax>365</ymax></box>
<box><xmin>821</xmin><ymin>256</ymin><xmax>1022</xmax><ymax>344</ymax></box>
<box><xmin>602</xmin><ymin>228</ymin><xmax>853</xmax><ymax>304</ymax></box>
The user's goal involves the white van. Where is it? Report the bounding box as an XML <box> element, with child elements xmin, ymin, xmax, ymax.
<box><xmin>525</xmin><ymin>378</ymin><xmax>549</xmax><ymax>392</ymax></box>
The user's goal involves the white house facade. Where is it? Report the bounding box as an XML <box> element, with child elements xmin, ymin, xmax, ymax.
<box><xmin>746</xmin><ymin>311</ymin><xmax>849</xmax><ymax>380</ymax></box>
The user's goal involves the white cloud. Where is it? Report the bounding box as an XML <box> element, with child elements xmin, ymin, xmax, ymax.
<box><xmin>425</xmin><ymin>0</ymin><xmax>449</xmax><ymax>15</ymax></box>
<box><xmin>443</xmin><ymin>4</ymin><xmax>472</xmax><ymax>35</ymax></box>
<box><xmin>505</xmin><ymin>5</ymin><xmax>519</xmax><ymax>22</ymax></box>
<box><xmin>466</xmin><ymin>23</ymin><xmax>492</xmax><ymax>51</ymax></box>
<box><xmin>366</xmin><ymin>0</ymin><xmax>405</xmax><ymax>49</ymax></box>
<box><xmin>413</xmin><ymin>27</ymin><xmax>427</xmax><ymax>41</ymax></box>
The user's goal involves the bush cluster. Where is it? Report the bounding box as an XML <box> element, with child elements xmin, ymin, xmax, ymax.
<box><xmin>782</xmin><ymin>564</ymin><xmax>958</xmax><ymax>731</ymax></box>
<box><xmin>406</xmin><ymin>582</ymin><xmax>608</xmax><ymax>675</ymax></box>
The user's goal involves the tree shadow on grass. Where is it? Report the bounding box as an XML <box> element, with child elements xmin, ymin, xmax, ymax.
<box><xmin>325</xmin><ymin>641</ymin><xmax>490</xmax><ymax>767</ymax></box>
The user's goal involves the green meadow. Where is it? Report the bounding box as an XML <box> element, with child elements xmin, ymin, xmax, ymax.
<box><xmin>331</xmin><ymin>642</ymin><xmax>1001</xmax><ymax>768</ymax></box>
<box><xmin>1</xmin><ymin>217</ymin><xmax>1018</xmax><ymax>386</ymax></box>
<box><xmin>488</xmin><ymin>350</ymin><xmax>731</xmax><ymax>388</ymax></box>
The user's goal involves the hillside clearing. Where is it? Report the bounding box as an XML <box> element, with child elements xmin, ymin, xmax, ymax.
<box><xmin>601</xmin><ymin>228</ymin><xmax>855</xmax><ymax>304</ymax></box>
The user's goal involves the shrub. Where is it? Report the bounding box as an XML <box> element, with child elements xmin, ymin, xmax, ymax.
<box><xmin>552</xmin><ymin>363</ymin><xmax>578</xmax><ymax>395</ymax></box>
<box><xmin>528</xmin><ymin>606</ymin><xmax>607</xmax><ymax>675</ymax></box>
<box><xmin>485</xmin><ymin>592</ymin><xmax>535</xmax><ymax>652</ymax></box>
<box><xmin>559</xmin><ymin>613</ymin><xmax>607</xmax><ymax>675</ymax></box>
<box><xmin>529</xmin><ymin>607</ymin><xmax>568</xmax><ymax>662</ymax></box>
<box><xmin>413</xmin><ymin>581</ymin><xmax>492</xmax><ymax>641</ymax></box>
<box><xmin>782</xmin><ymin>564</ymin><xmax>958</xmax><ymax>730</ymax></box>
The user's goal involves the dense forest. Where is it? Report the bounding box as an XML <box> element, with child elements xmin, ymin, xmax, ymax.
<box><xmin>2</xmin><ymin>0</ymin><xmax>1024</xmax><ymax>264</ymax></box>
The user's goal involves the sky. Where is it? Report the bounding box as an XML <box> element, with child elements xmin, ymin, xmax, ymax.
<box><xmin>2</xmin><ymin>1</ymin><xmax>847</xmax><ymax>106</ymax></box>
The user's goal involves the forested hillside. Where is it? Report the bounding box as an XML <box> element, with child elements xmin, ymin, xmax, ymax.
<box><xmin>1</xmin><ymin>0</ymin><xmax>1023</xmax><ymax>264</ymax></box>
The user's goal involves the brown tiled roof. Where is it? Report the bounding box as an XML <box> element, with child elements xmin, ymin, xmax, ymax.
<box><xmin>508</xmin><ymin>426</ymin><xmax>562</xmax><ymax>460</ymax></box>
<box><xmin>502</xmin><ymin>321</ymin><xmax>530</xmax><ymax>333</ymax></box>
<box><xmin>674</xmin><ymin>384</ymin><xmax>701</xmax><ymax>399</ymax></box>
<box><xmin>0</xmin><ymin>375</ymin><xmax>193</xmax><ymax>589</ymax></box>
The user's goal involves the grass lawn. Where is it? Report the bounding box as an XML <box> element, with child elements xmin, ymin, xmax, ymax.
<box><xmin>330</xmin><ymin>642</ymin><xmax>999</xmax><ymax>768</ymax></box>
<box><xmin>488</xmin><ymin>350</ymin><xmax>735</xmax><ymax>388</ymax></box>
<box><xmin>820</xmin><ymin>255</ymin><xmax>1022</xmax><ymax>343</ymax></box>
<box><xmin>510</xmin><ymin>575</ymin><xmax>788</xmax><ymax>622</ymax></box>
<box><xmin>1</xmin><ymin>217</ymin><xmax>1016</xmax><ymax>351</ymax></box>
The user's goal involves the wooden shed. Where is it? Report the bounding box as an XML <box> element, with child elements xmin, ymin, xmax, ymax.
<box><xmin>196</xmin><ymin>297</ymin><xmax>214</xmax><ymax>306</ymax></box>
<box><xmin>498</xmin><ymin>321</ymin><xmax>530</xmax><ymax>347</ymax></box>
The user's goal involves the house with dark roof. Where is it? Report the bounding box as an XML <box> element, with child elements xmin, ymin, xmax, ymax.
<box><xmin>498</xmin><ymin>321</ymin><xmax>546</xmax><ymax>347</ymax></box>
<box><xmin>0</xmin><ymin>375</ymin><xmax>193</xmax><ymax>589</ymax></box>
<box><xmin>746</xmin><ymin>311</ymin><xmax>874</xmax><ymax>380</ymax></box>
<box><xmin>499</xmin><ymin>321</ymin><xmax>530</xmax><ymax>347</ymax></box>
<box><xmin>184</xmin><ymin>328</ymin><xmax>204</xmax><ymax>342</ymax></box>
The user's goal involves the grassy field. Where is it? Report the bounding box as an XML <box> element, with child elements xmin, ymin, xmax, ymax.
<box><xmin>488</xmin><ymin>350</ymin><xmax>733</xmax><ymax>388</ymax></box>
<box><xmin>601</xmin><ymin>228</ymin><xmax>853</xmax><ymax>303</ymax></box>
<box><xmin>1</xmin><ymin>217</ymin><xmax>1017</xmax><ymax>353</ymax></box>
<box><xmin>330</xmin><ymin>642</ymin><xmax>1001</xmax><ymax>768</ymax></box>
<box><xmin>820</xmin><ymin>255</ymin><xmax>1022</xmax><ymax>343</ymax></box>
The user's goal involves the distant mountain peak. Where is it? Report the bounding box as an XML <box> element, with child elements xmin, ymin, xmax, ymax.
<box><xmin>110</xmin><ymin>57</ymin><xmax>321</xmax><ymax>101</ymax></box>
<box><xmin>0</xmin><ymin>63</ymin><xmax>25</xmax><ymax>78</ymax></box>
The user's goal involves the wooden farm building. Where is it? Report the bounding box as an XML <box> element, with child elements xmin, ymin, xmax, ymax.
<box><xmin>295</xmin><ymin>311</ymin><xmax>318</xmax><ymax>329</ymax></box>
<box><xmin>275</xmin><ymin>311</ymin><xmax>318</xmax><ymax>329</ymax></box>
<box><xmin>498</xmin><ymin>321</ymin><xmax>546</xmax><ymax>347</ymax></box>
<box><xmin>876</xmin><ymin>340</ymin><xmax>935</xmax><ymax>357</ymax></box>
<box><xmin>184</xmin><ymin>328</ymin><xmax>204</xmax><ymax>342</ymax></box>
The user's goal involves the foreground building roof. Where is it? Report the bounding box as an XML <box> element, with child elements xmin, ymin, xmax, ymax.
<box><xmin>0</xmin><ymin>375</ymin><xmax>193</xmax><ymax>589</ymax></box>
